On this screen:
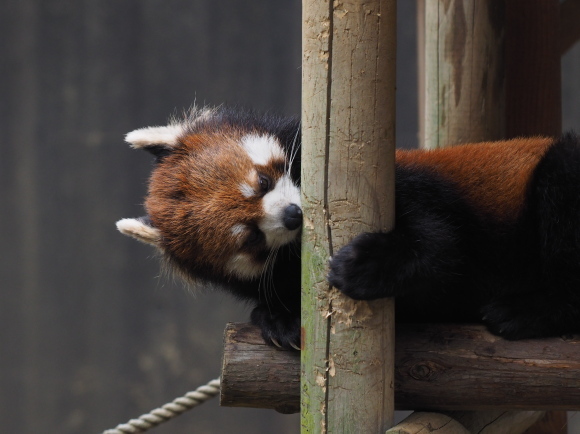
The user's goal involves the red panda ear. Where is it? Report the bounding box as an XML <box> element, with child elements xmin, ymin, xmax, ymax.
<box><xmin>124</xmin><ymin>107</ymin><xmax>219</xmax><ymax>158</ymax></box>
<box><xmin>124</xmin><ymin>124</ymin><xmax>185</xmax><ymax>159</ymax></box>
<box><xmin>116</xmin><ymin>217</ymin><xmax>161</xmax><ymax>247</ymax></box>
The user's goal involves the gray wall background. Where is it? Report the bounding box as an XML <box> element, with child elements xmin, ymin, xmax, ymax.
<box><xmin>1</xmin><ymin>1</ymin><xmax>579</xmax><ymax>433</ymax></box>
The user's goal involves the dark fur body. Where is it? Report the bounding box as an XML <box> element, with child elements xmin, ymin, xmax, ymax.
<box><xmin>331</xmin><ymin>132</ymin><xmax>580</xmax><ymax>340</ymax></box>
<box><xmin>119</xmin><ymin>108</ymin><xmax>580</xmax><ymax>349</ymax></box>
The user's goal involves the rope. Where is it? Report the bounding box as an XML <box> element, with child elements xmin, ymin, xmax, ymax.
<box><xmin>103</xmin><ymin>378</ymin><xmax>221</xmax><ymax>434</ymax></box>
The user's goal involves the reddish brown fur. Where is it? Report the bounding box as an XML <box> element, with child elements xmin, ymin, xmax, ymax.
<box><xmin>396</xmin><ymin>137</ymin><xmax>554</xmax><ymax>223</ymax></box>
<box><xmin>145</xmin><ymin>130</ymin><xmax>270</xmax><ymax>277</ymax></box>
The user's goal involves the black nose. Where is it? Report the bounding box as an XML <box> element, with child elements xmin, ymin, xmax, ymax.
<box><xmin>283</xmin><ymin>204</ymin><xmax>303</xmax><ymax>230</ymax></box>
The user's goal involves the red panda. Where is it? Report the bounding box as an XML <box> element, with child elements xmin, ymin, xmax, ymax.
<box><xmin>117</xmin><ymin>107</ymin><xmax>303</xmax><ymax>349</ymax></box>
<box><xmin>118</xmin><ymin>106</ymin><xmax>580</xmax><ymax>349</ymax></box>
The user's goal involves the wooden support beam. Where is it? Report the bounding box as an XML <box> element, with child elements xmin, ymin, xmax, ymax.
<box><xmin>386</xmin><ymin>412</ymin><xmax>471</xmax><ymax>434</ymax></box>
<box><xmin>220</xmin><ymin>323</ymin><xmax>300</xmax><ymax>414</ymax></box>
<box><xmin>386</xmin><ymin>411</ymin><xmax>545</xmax><ymax>434</ymax></box>
<box><xmin>423</xmin><ymin>0</ymin><xmax>506</xmax><ymax>148</ymax></box>
<box><xmin>221</xmin><ymin>323</ymin><xmax>580</xmax><ymax>412</ymax></box>
<box><xmin>301</xmin><ymin>0</ymin><xmax>396</xmax><ymax>431</ymax></box>
<box><xmin>524</xmin><ymin>411</ymin><xmax>569</xmax><ymax>434</ymax></box>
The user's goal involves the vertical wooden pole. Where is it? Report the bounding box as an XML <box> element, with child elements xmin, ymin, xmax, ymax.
<box><xmin>301</xmin><ymin>0</ymin><xmax>396</xmax><ymax>432</ymax></box>
<box><xmin>424</xmin><ymin>0</ymin><xmax>505</xmax><ymax>148</ymax></box>
<box><xmin>393</xmin><ymin>1</ymin><xmax>560</xmax><ymax>432</ymax></box>
<box><xmin>417</xmin><ymin>0</ymin><xmax>426</xmax><ymax>147</ymax></box>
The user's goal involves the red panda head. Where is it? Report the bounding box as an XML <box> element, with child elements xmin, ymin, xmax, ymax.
<box><xmin>117</xmin><ymin>107</ymin><xmax>302</xmax><ymax>284</ymax></box>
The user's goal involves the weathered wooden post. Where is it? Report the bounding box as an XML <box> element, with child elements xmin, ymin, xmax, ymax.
<box><xmin>390</xmin><ymin>1</ymin><xmax>560</xmax><ymax>432</ymax></box>
<box><xmin>301</xmin><ymin>0</ymin><xmax>396</xmax><ymax>431</ymax></box>
<box><xmin>423</xmin><ymin>0</ymin><xmax>506</xmax><ymax>147</ymax></box>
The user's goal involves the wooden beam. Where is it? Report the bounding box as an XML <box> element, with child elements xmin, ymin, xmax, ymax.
<box><xmin>386</xmin><ymin>412</ymin><xmax>470</xmax><ymax>434</ymax></box>
<box><xmin>386</xmin><ymin>411</ymin><xmax>545</xmax><ymax>434</ymax></box>
<box><xmin>220</xmin><ymin>323</ymin><xmax>300</xmax><ymax>414</ymax></box>
<box><xmin>524</xmin><ymin>411</ymin><xmax>569</xmax><ymax>434</ymax></box>
<box><xmin>301</xmin><ymin>0</ymin><xmax>396</xmax><ymax>431</ymax></box>
<box><xmin>220</xmin><ymin>323</ymin><xmax>580</xmax><ymax>412</ymax></box>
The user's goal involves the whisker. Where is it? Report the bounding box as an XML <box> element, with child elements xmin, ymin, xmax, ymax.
<box><xmin>258</xmin><ymin>246</ymin><xmax>279</xmax><ymax>315</ymax></box>
<box><xmin>286</xmin><ymin>122</ymin><xmax>301</xmax><ymax>177</ymax></box>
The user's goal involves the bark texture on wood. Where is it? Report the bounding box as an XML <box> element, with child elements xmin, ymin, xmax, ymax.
<box><xmin>221</xmin><ymin>323</ymin><xmax>580</xmax><ymax>412</ymax></box>
<box><xmin>394</xmin><ymin>325</ymin><xmax>580</xmax><ymax>410</ymax></box>
<box><xmin>220</xmin><ymin>323</ymin><xmax>300</xmax><ymax>414</ymax></box>
<box><xmin>386</xmin><ymin>411</ymin><xmax>545</xmax><ymax>434</ymax></box>
<box><xmin>424</xmin><ymin>0</ymin><xmax>506</xmax><ymax>148</ymax></box>
<box><xmin>301</xmin><ymin>0</ymin><xmax>396</xmax><ymax>432</ymax></box>
<box><xmin>424</xmin><ymin>0</ymin><xmax>562</xmax><ymax>143</ymax></box>
<box><xmin>385</xmin><ymin>412</ymin><xmax>470</xmax><ymax>434</ymax></box>
<box><xmin>446</xmin><ymin>411</ymin><xmax>545</xmax><ymax>434</ymax></box>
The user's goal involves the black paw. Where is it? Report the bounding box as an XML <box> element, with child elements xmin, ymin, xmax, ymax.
<box><xmin>481</xmin><ymin>298</ymin><xmax>558</xmax><ymax>340</ymax></box>
<box><xmin>328</xmin><ymin>232</ymin><xmax>391</xmax><ymax>300</ymax></box>
<box><xmin>251</xmin><ymin>305</ymin><xmax>301</xmax><ymax>350</ymax></box>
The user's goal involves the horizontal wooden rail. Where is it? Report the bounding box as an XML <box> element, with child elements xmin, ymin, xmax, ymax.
<box><xmin>220</xmin><ymin>322</ymin><xmax>301</xmax><ymax>414</ymax></box>
<box><xmin>386</xmin><ymin>410</ymin><xmax>545</xmax><ymax>434</ymax></box>
<box><xmin>221</xmin><ymin>322</ymin><xmax>580</xmax><ymax>413</ymax></box>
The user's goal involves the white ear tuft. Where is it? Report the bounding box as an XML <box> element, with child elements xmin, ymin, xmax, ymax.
<box><xmin>116</xmin><ymin>218</ymin><xmax>162</xmax><ymax>247</ymax></box>
<box><xmin>125</xmin><ymin>124</ymin><xmax>185</xmax><ymax>149</ymax></box>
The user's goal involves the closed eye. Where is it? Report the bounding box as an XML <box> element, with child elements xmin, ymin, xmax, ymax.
<box><xmin>244</xmin><ymin>227</ymin><xmax>264</xmax><ymax>248</ymax></box>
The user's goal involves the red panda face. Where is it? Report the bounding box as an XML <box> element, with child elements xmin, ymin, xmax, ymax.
<box><xmin>118</xmin><ymin>110</ymin><xmax>302</xmax><ymax>284</ymax></box>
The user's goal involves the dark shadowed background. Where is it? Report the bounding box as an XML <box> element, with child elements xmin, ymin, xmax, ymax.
<box><xmin>1</xmin><ymin>1</ymin><xmax>579</xmax><ymax>433</ymax></box>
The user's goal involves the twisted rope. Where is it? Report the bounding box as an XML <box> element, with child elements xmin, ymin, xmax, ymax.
<box><xmin>103</xmin><ymin>378</ymin><xmax>221</xmax><ymax>434</ymax></box>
